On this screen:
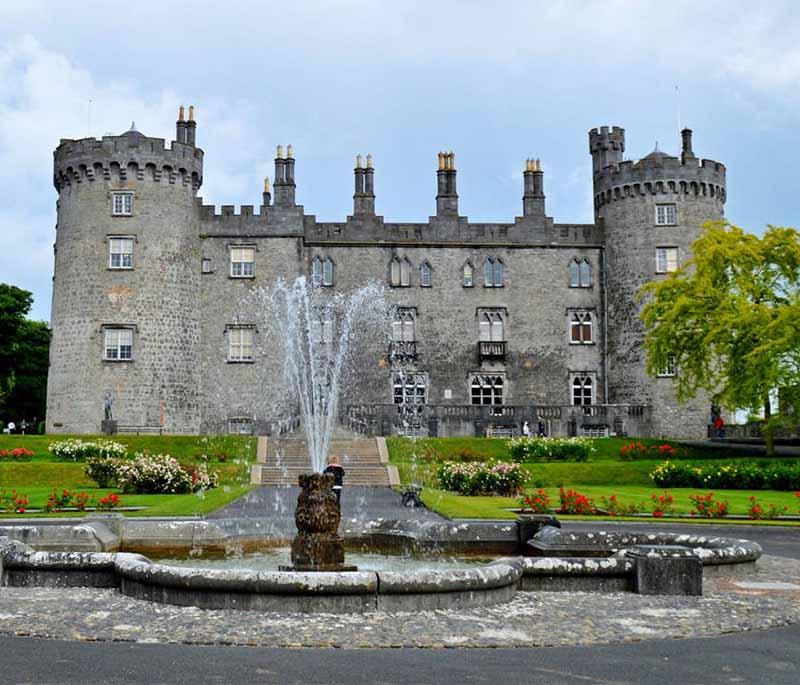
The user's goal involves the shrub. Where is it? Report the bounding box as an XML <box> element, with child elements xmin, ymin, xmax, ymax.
<box><xmin>557</xmin><ymin>487</ymin><xmax>595</xmax><ymax>515</ymax></box>
<box><xmin>437</xmin><ymin>461</ymin><xmax>525</xmax><ymax>496</ymax></box>
<box><xmin>598</xmin><ymin>494</ymin><xmax>646</xmax><ymax>517</ymax></box>
<box><xmin>650</xmin><ymin>491</ymin><xmax>676</xmax><ymax>517</ymax></box>
<box><xmin>748</xmin><ymin>496</ymin><xmax>788</xmax><ymax>520</ymax></box>
<box><xmin>49</xmin><ymin>439</ymin><xmax>127</xmax><ymax>461</ymax></box>
<box><xmin>73</xmin><ymin>492</ymin><xmax>90</xmax><ymax>512</ymax></box>
<box><xmin>620</xmin><ymin>442</ymin><xmax>675</xmax><ymax>461</ymax></box>
<box><xmin>520</xmin><ymin>488</ymin><xmax>551</xmax><ymax>513</ymax></box>
<box><xmin>85</xmin><ymin>457</ymin><xmax>126</xmax><ymax>488</ymax></box>
<box><xmin>45</xmin><ymin>488</ymin><xmax>74</xmax><ymax>513</ymax></box>
<box><xmin>0</xmin><ymin>490</ymin><xmax>28</xmax><ymax>513</ymax></box>
<box><xmin>688</xmin><ymin>492</ymin><xmax>729</xmax><ymax>518</ymax></box>
<box><xmin>508</xmin><ymin>437</ymin><xmax>594</xmax><ymax>462</ymax></box>
<box><xmin>96</xmin><ymin>493</ymin><xmax>121</xmax><ymax>511</ymax></box>
<box><xmin>0</xmin><ymin>447</ymin><xmax>34</xmax><ymax>461</ymax></box>
<box><xmin>651</xmin><ymin>460</ymin><xmax>800</xmax><ymax>491</ymax></box>
<box><xmin>115</xmin><ymin>453</ymin><xmax>219</xmax><ymax>494</ymax></box>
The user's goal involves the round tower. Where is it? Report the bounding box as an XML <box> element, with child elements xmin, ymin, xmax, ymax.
<box><xmin>47</xmin><ymin>109</ymin><xmax>204</xmax><ymax>434</ymax></box>
<box><xmin>591</xmin><ymin>126</ymin><xmax>726</xmax><ymax>438</ymax></box>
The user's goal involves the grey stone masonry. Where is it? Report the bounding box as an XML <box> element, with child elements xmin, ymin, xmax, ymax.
<box><xmin>47</xmin><ymin>111</ymin><xmax>725</xmax><ymax>438</ymax></box>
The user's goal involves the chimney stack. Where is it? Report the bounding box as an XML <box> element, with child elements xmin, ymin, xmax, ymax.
<box><xmin>681</xmin><ymin>128</ymin><xmax>695</xmax><ymax>164</ymax></box>
<box><xmin>436</xmin><ymin>151</ymin><xmax>458</xmax><ymax>216</ymax></box>
<box><xmin>185</xmin><ymin>105</ymin><xmax>197</xmax><ymax>146</ymax></box>
<box><xmin>273</xmin><ymin>144</ymin><xmax>296</xmax><ymax>206</ymax></box>
<box><xmin>176</xmin><ymin>105</ymin><xmax>187</xmax><ymax>144</ymax></box>
<box><xmin>523</xmin><ymin>158</ymin><xmax>546</xmax><ymax>218</ymax></box>
<box><xmin>262</xmin><ymin>177</ymin><xmax>271</xmax><ymax>207</ymax></box>
<box><xmin>353</xmin><ymin>153</ymin><xmax>375</xmax><ymax>215</ymax></box>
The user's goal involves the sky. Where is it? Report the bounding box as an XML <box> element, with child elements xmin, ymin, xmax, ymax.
<box><xmin>1</xmin><ymin>0</ymin><xmax>799</xmax><ymax>321</ymax></box>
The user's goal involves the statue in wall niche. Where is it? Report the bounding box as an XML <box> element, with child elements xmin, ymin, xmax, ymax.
<box><xmin>104</xmin><ymin>391</ymin><xmax>114</xmax><ymax>421</ymax></box>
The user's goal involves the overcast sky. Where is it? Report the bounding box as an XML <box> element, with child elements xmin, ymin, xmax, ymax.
<box><xmin>1</xmin><ymin>1</ymin><xmax>799</xmax><ymax>321</ymax></box>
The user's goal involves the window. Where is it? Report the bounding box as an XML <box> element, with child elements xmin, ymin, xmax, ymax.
<box><xmin>569</xmin><ymin>258</ymin><xmax>592</xmax><ymax>287</ymax></box>
<box><xmin>104</xmin><ymin>328</ymin><xmax>133</xmax><ymax>361</ymax></box>
<box><xmin>471</xmin><ymin>374</ymin><xmax>504</xmax><ymax>405</ymax></box>
<box><xmin>108</xmin><ymin>237</ymin><xmax>134</xmax><ymax>269</ymax></box>
<box><xmin>479</xmin><ymin>311</ymin><xmax>505</xmax><ymax>342</ymax></box>
<box><xmin>571</xmin><ymin>375</ymin><xmax>593</xmax><ymax>406</ymax></box>
<box><xmin>420</xmin><ymin>261</ymin><xmax>432</xmax><ymax>287</ymax></box>
<box><xmin>312</xmin><ymin>256</ymin><xmax>335</xmax><ymax>286</ymax></box>
<box><xmin>310</xmin><ymin>310</ymin><xmax>334</xmax><ymax>344</ymax></box>
<box><xmin>111</xmin><ymin>192</ymin><xmax>133</xmax><ymax>216</ymax></box>
<box><xmin>390</xmin><ymin>257</ymin><xmax>411</xmax><ymax>287</ymax></box>
<box><xmin>655</xmin><ymin>247</ymin><xmax>678</xmax><ymax>273</ymax></box>
<box><xmin>228</xmin><ymin>417</ymin><xmax>253</xmax><ymax>435</ymax></box>
<box><xmin>658</xmin><ymin>355</ymin><xmax>677</xmax><ymax>377</ymax></box>
<box><xmin>392</xmin><ymin>308</ymin><xmax>416</xmax><ymax>342</ymax></box>
<box><xmin>655</xmin><ymin>203</ymin><xmax>677</xmax><ymax>226</ymax></box>
<box><xmin>483</xmin><ymin>257</ymin><xmax>504</xmax><ymax>287</ymax></box>
<box><xmin>201</xmin><ymin>258</ymin><xmax>213</xmax><ymax>273</ymax></box>
<box><xmin>393</xmin><ymin>372</ymin><xmax>427</xmax><ymax>406</ymax></box>
<box><xmin>463</xmin><ymin>262</ymin><xmax>474</xmax><ymax>287</ymax></box>
<box><xmin>569</xmin><ymin>311</ymin><xmax>593</xmax><ymax>344</ymax></box>
<box><xmin>228</xmin><ymin>326</ymin><xmax>255</xmax><ymax>362</ymax></box>
<box><xmin>230</xmin><ymin>247</ymin><xmax>255</xmax><ymax>278</ymax></box>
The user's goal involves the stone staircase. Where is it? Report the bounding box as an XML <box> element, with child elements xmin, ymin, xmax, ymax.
<box><xmin>251</xmin><ymin>436</ymin><xmax>398</xmax><ymax>487</ymax></box>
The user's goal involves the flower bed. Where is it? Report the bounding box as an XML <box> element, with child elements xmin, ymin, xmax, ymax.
<box><xmin>0</xmin><ymin>447</ymin><xmax>35</xmax><ymax>461</ymax></box>
<box><xmin>651</xmin><ymin>460</ymin><xmax>800</xmax><ymax>491</ymax></box>
<box><xmin>619</xmin><ymin>441</ymin><xmax>675</xmax><ymax>461</ymax></box>
<box><xmin>508</xmin><ymin>437</ymin><xmax>594</xmax><ymax>462</ymax></box>
<box><xmin>114</xmin><ymin>453</ymin><xmax>219</xmax><ymax>494</ymax></box>
<box><xmin>49</xmin><ymin>439</ymin><xmax>127</xmax><ymax>461</ymax></box>
<box><xmin>438</xmin><ymin>461</ymin><xmax>525</xmax><ymax>496</ymax></box>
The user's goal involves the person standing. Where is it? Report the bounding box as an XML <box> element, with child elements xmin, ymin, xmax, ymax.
<box><xmin>324</xmin><ymin>455</ymin><xmax>345</xmax><ymax>507</ymax></box>
<box><xmin>522</xmin><ymin>421</ymin><xmax>531</xmax><ymax>437</ymax></box>
<box><xmin>7</xmin><ymin>420</ymin><xmax>15</xmax><ymax>434</ymax></box>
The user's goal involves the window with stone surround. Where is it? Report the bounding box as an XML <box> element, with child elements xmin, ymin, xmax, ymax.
<box><xmin>393</xmin><ymin>372</ymin><xmax>427</xmax><ymax>406</ymax></box>
<box><xmin>390</xmin><ymin>256</ymin><xmax>412</xmax><ymax>287</ymax></box>
<box><xmin>228</xmin><ymin>417</ymin><xmax>253</xmax><ymax>435</ymax></box>
<box><xmin>462</xmin><ymin>261</ymin><xmax>474</xmax><ymax>287</ymax></box>
<box><xmin>471</xmin><ymin>374</ymin><xmax>504</xmax><ymax>405</ymax></box>
<box><xmin>479</xmin><ymin>310</ymin><xmax>505</xmax><ymax>342</ymax></box>
<box><xmin>420</xmin><ymin>261</ymin><xmax>432</xmax><ymax>287</ymax></box>
<box><xmin>111</xmin><ymin>192</ymin><xmax>133</xmax><ymax>216</ymax></box>
<box><xmin>201</xmin><ymin>258</ymin><xmax>213</xmax><ymax>273</ymax></box>
<box><xmin>230</xmin><ymin>246</ymin><xmax>255</xmax><ymax>278</ymax></box>
<box><xmin>655</xmin><ymin>203</ymin><xmax>677</xmax><ymax>226</ymax></box>
<box><xmin>571</xmin><ymin>374</ymin><xmax>594</xmax><ymax>406</ymax></box>
<box><xmin>392</xmin><ymin>307</ymin><xmax>416</xmax><ymax>342</ymax></box>
<box><xmin>312</xmin><ymin>256</ymin><xmax>335</xmax><ymax>286</ymax></box>
<box><xmin>103</xmin><ymin>327</ymin><xmax>133</xmax><ymax>361</ymax></box>
<box><xmin>108</xmin><ymin>237</ymin><xmax>134</xmax><ymax>269</ymax></box>
<box><xmin>655</xmin><ymin>247</ymin><xmax>678</xmax><ymax>273</ymax></box>
<box><xmin>310</xmin><ymin>308</ymin><xmax>334</xmax><ymax>344</ymax></box>
<box><xmin>227</xmin><ymin>326</ymin><xmax>255</xmax><ymax>362</ymax></box>
<box><xmin>483</xmin><ymin>257</ymin><xmax>504</xmax><ymax>287</ymax></box>
<box><xmin>569</xmin><ymin>258</ymin><xmax>592</xmax><ymax>287</ymax></box>
<box><xmin>569</xmin><ymin>311</ymin><xmax>593</xmax><ymax>344</ymax></box>
<box><xmin>657</xmin><ymin>355</ymin><xmax>677</xmax><ymax>377</ymax></box>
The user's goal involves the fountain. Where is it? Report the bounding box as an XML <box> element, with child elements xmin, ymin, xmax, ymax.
<box><xmin>265</xmin><ymin>277</ymin><xmax>388</xmax><ymax>571</ymax></box>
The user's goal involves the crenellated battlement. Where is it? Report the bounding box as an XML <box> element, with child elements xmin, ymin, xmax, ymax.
<box><xmin>53</xmin><ymin>126</ymin><xmax>203</xmax><ymax>192</ymax></box>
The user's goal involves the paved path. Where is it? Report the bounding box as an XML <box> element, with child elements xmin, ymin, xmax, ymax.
<box><xmin>681</xmin><ymin>439</ymin><xmax>800</xmax><ymax>456</ymax></box>
<box><xmin>1</xmin><ymin>624</ymin><xmax>799</xmax><ymax>684</ymax></box>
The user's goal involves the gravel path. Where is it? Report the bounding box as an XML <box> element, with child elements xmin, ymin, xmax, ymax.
<box><xmin>1</xmin><ymin>555</ymin><xmax>798</xmax><ymax>648</ymax></box>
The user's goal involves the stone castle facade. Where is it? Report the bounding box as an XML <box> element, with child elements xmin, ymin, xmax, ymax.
<box><xmin>46</xmin><ymin>107</ymin><xmax>726</xmax><ymax>438</ymax></box>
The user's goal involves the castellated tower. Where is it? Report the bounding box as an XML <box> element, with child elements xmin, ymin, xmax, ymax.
<box><xmin>47</xmin><ymin>109</ymin><xmax>204</xmax><ymax>433</ymax></box>
<box><xmin>591</xmin><ymin>126</ymin><xmax>726</xmax><ymax>438</ymax></box>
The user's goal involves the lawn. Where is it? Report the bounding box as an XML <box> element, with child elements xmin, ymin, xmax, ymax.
<box><xmin>0</xmin><ymin>434</ymin><xmax>256</xmax><ymax>517</ymax></box>
<box><xmin>421</xmin><ymin>486</ymin><xmax>800</xmax><ymax>522</ymax></box>
<box><xmin>389</xmin><ymin>436</ymin><xmax>800</xmax><ymax>524</ymax></box>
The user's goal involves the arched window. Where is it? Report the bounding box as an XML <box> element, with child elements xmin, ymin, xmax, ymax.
<box><xmin>572</xmin><ymin>375</ymin><xmax>593</xmax><ymax>406</ymax></box>
<box><xmin>579</xmin><ymin>259</ymin><xmax>592</xmax><ymax>287</ymax></box>
<box><xmin>312</xmin><ymin>256</ymin><xmax>322</xmax><ymax>284</ymax></box>
<box><xmin>569</xmin><ymin>259</ymin><xmax>580</xmax><ymax>287</ymax></box>
<box><xmin>463</xmin><ymin>261</ymin><xmax>474</xmax><ymax>287</ymax></box>
<box><xmin>392</xmin><ymin>308</ymin><xmax>416</xmax><ymax>342</ymax></box>
<box><xmin>471</xmin><ymin>374</ymin><xmax>504</xmax><ymax>405</ymax></box>
<box><xmin>323</xmin><ymin>257</ymin><xmax>335</xmax><ymax>286</ymax></box>
<box><xmin>569</xmin><ymin>311</ymin><xmax>593</xmax><ymax>344</ymax></box>
<box><xmin>390</xmin><ymin>257</ymin><xmax>412</xmax><ymax>287</ymax></box>
<box><xmin>484</xmin><ymin>257</ymin><xmax>504</xmax><ymax>287</ymax></box>
<box><xmin>479</xmin><ymin>311</ymin><xmax>504</xmax><ymax>342</ymax></box>
<box><xmin>420</xmin><ymin>261</ymin><xmax>432</xmax><ymax>287</ymax></box>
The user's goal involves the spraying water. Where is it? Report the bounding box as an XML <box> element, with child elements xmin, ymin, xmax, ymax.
<box><xmin>267</xmin><ymin>277</ymin><xmax>387</xmax><ymax>473</ymax></box>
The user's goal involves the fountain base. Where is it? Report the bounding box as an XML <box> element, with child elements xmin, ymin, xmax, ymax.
<box><xmin>285</xmin><ymin>472</ymin><xmax>358</xmax><ymax>572</ymax></box>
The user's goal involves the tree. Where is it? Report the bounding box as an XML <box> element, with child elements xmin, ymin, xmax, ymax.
<box><xmin>0</xmin><ymin>284</ymin><xmax>50</xmax><ymax>426</ymax></box>
<box><xmin>639</xmin><ymin>221</ymin><xmax>800</xmax><ymax>455</ymax></box>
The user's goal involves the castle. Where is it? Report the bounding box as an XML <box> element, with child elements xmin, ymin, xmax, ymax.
<box><xmin>46</xmin><ymin>107</ymin><xmax>726</xmax><ymax>438</ymax></box>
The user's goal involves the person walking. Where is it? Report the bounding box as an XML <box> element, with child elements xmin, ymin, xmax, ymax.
<box><xmin>714</xmin><ymin>414</ymin><xmax>725</xmax><ymax>439</ymax></box>
<box><xmin>323</xmin><ymin>455</ymin><xmax>345</xmax><ymax>507</ymax></box>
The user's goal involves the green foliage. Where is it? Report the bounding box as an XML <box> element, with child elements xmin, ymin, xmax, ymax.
<box><xmin>0</xmin><ymin>283</ymin><xmax>37</xmax><ymax>419</ymax></box>
<box><xmin>640</xmin><ymin>222</ymin><xmax>800</xmax><ymax>454</ymax></box>
<box><xmin>508</xmin><ymin>436</ymin><xmax>594</xmax><ymax>462</ymax></box>
<box><xmin>651</xmin><ymin>460</ymin><xmax>800</xmax><ymax>490</ymax></box>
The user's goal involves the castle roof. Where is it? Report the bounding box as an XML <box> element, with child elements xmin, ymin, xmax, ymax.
<box><xmin>639</xmin><ymin>146</ymin><xmax>676</xmax><ymax>165</ymax></box>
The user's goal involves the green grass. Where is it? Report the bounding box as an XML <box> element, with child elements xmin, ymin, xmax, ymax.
<box><xmin>0</xmin><ymin>434</ymin><xmax>256</xmax><ymax>517</ymax></box>
<box><xmin>421</xmin><ymin>486</ymin><xmax>800</xmax><ymax>522</ymax></box>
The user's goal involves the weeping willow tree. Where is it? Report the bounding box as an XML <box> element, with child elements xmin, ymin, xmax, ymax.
<box><xmin>639</xmin><ymin>221</ymin><xmax>800</xmax><ymax>455</ymax></box>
